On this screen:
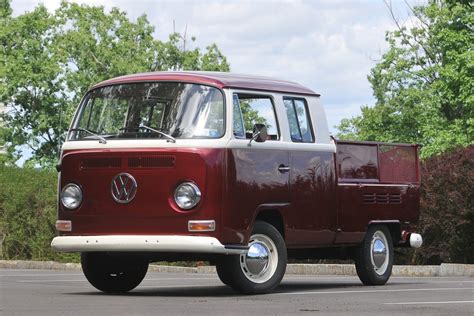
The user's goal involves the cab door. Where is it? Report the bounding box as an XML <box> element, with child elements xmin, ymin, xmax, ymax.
<box><xmin>283</xmin><ymin>97</ymin><xmax>337</xmax><ymax>246</ymax></box>
<box><xmin>224</xmin><ymin>93</ymin><xmax>290</xmax><ymax>244</ymax></box>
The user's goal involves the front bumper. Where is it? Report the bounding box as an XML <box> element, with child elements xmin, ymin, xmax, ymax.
<box><xmin>51</xmin><ymin>235</ymin><xmax>248</xmax><ymax>254</ymax></box>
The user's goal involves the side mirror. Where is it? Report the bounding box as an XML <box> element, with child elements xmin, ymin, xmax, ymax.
<box><xmin>248</xmin><ymin>123</ymin><xmax>267</xmax><ymax>146</ymax></box>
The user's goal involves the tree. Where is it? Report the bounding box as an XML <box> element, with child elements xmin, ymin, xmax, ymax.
<box><xmin>240</xmin><ymin>100</ymin><xmax>267</xmax><ymax>132</ymax></box>
<box><xmin>337</xmin><ymin>0</ymin><xmax>473</xmax><ymax>158</ymax></box>
<box><xmin>0</xmin><ymin>0</ymin><xmax>13</xmax><ymax>163</ymax></box>
<box><xmin>0</xmin><ymin>1</ymin><xmax>230</xmax><ymax>167</ymax></box>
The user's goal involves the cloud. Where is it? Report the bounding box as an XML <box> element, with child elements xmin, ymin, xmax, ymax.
<box><xmin>11</xmin><ymin>0</ymin><xmax>422</xmax><ymax>132</ymax></box>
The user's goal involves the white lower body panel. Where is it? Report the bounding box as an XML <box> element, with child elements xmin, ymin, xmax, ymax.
<box><xmin>51</xmin><ymin>235</ymin><xmax>247</xmax><ymax>254</ymax></box>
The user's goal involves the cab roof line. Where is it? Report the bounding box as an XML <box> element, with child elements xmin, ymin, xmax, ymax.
<box><xmin>90</xmin><ymin>71</ymin><xmax>321</xmax><ymax>97</ymax></box>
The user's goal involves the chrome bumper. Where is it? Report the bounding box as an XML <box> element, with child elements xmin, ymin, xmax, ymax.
<box><xmin>51</xmin><ymin>235</ymin><xmax>247</xmax><ymax>254</ymax></box>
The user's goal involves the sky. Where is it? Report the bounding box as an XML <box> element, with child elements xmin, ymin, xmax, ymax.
<box><xmin>11</xmin><ymin>0</ymin><xmax>424</xmax><ymax>133</ymax></box>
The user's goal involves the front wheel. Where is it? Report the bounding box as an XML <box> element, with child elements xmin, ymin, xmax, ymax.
<box><xmin>354</xmin><ymin>225</ymin><xmax>394</xmax><ymax>285</ymax></box>
<box><xmin>216</xmin><ymin>221</ymin><xmax>287</xmax><ymax>294</ymax></box>
<box><xmin>81</xmin><ymin>252</ymin><xmax>148</xmax><ymax>293</ymax></box>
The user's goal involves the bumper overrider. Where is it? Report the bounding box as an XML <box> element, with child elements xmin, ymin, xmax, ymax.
<box><xmin>51</xmin><ymin>235</ymin><xmax>248</xmax><ymax>254</ymax></box>
<box><xmin>408</xmin><ymin>233</ymin><xmax>423</xmax><ymax>248</ymax></box>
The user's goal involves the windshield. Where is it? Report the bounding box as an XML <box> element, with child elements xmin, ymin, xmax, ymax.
<box><xmin>69</xmin><ymin>82</ymin><xmax>225</xmax><ymax>141</ymax></box>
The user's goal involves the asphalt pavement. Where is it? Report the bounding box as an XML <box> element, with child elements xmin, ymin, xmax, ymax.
<box><xmin>1</xmin><ymin>268</ymin><xmax>473</xmax><ymax>315</ymax></box>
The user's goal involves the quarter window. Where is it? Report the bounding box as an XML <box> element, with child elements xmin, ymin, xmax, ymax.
<box><xmin>283</xmin><ymin>97</ymin><xmax>314</xmax><ymax>143</ymax></box>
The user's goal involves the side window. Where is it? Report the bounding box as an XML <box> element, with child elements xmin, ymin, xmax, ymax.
<box><xmin>283</xmin><ymin>97</ymin><xmax>314</xmax><ymax>143</ymax></box>
<box><xmin>234</xmin><ymin>94</ymin><xmax>279</xmax><ymax>140</ymax></box>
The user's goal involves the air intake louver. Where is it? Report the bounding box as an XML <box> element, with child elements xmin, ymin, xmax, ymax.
<box><xmin>362</xmin><ymin>193</ymin><xmax>402</xmax><ymax>204</ymax></box>
<box><xmin>81</xmin><ymin>157</ymin><xmax>121</xmax><ymax>169</ymax></box>
<box><xmin>363</xmin><ymin>193</ymin><xmax>376</xmax><ymax>204</ymax></box>
<box><xmin>128</xmin><ymin>156</ymin><xmax>175</xmax><ymax>168</ymax></box>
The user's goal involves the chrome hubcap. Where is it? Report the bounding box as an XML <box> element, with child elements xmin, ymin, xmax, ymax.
<box><xmin>370</xmin><ymin>231</ymin><xmax>389</xmax><ymax>275</ymax></box>
<box><xmin>245</xmin><ymin>242</ymin><xmax>269</xmax><ymax>275</ymax></box>
<box><xmin>240</xmin><ymin>234</ymin><xmax>278</xmax><ymax>283</ymax></box>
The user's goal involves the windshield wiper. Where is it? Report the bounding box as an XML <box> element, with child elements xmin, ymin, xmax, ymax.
<box><xmin>139</xmin><ymin>124</ymin><xmax>176</xmax><ymax>143</ymax></box>
<box><xmin>69</xmin><ymin>128</ymin><xmax>107</xmax><ymax>144</ymax></box>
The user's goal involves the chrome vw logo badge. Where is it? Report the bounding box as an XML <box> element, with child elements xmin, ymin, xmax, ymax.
<box><xmin>111</xmin><ymin>173</ymin><xmax>137</xmax><ymax>204</ymax></box>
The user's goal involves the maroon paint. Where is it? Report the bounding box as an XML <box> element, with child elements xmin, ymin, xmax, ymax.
<box><xmin>286</xmin><ymin>151</ymin><xmax>337</xmax><ymax>246</ymax></box>
<box><xmin>59</xmin><ymin>141</ymin><xmax>420</xmax><ymax>248</ymax></box>
<box><xmin>222</xmin><ymin>148</ymin><xmax>339</xmax><ymax>248</ymax></box>
<box><xmin>337</xmin><ymin>143</ymin><xmax>379</xmax><ymax>181</ymax></box>
<box><xmin>222</xmin><ymin>147</ymin><xmax>290</xmax><ymax>245</ymax></box>
<box><xmin>334</xmin><ymin>140</ymin><xmax>420</xmax><ymax>244</ymax></box>
<box><xmin>91</xmin><ymin>72</ymin><xmax>320</xmax><ymax>97</ymax></box>
<box><xmin>58</xmin><ymin>148</ymin><xmax>225</xmax><ymax>240</ymax></box>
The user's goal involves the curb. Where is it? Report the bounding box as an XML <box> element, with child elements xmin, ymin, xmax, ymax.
<box><xmin>0</xmin><ymin>260</ymin><xmax>81</xmax><ymax>270</ymax></box>
<box><xmin>0</xmin><ymin>260</ymin><xmax>472</xmax><ymax>277</ymax></box>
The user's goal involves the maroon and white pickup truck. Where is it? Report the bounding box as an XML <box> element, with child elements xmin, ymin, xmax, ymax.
<box><xmin>51</xmin><ymin>72</ymin><xmax>422</xmax><ymax>294</ymax></box>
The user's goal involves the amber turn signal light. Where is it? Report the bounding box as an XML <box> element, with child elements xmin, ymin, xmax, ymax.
<box><xmin>188</xmin><ymin>220</ymin><xmax>215</xmax><ymax>232</ymax></box>
<box><xmin>56</xmin><ymin>220</ymin><xmax>72</xmax><ymax>232</ymax></box>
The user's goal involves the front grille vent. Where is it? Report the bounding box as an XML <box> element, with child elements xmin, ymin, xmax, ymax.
<box><xmin>362</xmin><ymin>193</ymin><xmax>402</xmax><ymax>204</ymax></box>
<box><xmin>81</xmin><ymin>157</ymin><xmax>121</xmax><ymax>169</ymax></box>
<box><xmin>128</xmin><ymin>156</ymin><xmax>175</xmax><ymax>168</ymax></box>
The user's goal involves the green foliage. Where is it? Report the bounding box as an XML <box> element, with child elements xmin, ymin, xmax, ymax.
<box><xmin>200</xmin><ymin>43</ymin><xmax>230</xmax><ymax>72</ymax></box>
<box><xmin>414</xmin><ymin>145</ymin><xmax>474</xmax><ymax>264</ymax></box>
<box><xmin>337</xmin><ymin>1</ymin><xmax>473</xmax><ymax>159</ymax></box>
<box><xmin>240</xmin><ymin>100</ymin><xmax>267</xmax><ymax>132</ymax></box>
<box><xmin>0</xmin><ymin>1</ymin><xmax>230</xmax><ymax>168</ymax></box>
<box><xmin>0</xmin><ymin>0</ymin><xmax>11</xmax><ymax>18</ymax></box>
<box><xmin>0</xmin><ymin>166</ymin><xmax>78</xmax><ymax>262</ymax></box>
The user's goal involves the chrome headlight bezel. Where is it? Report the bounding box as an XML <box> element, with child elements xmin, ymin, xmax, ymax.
<box><xmin>60</xmin><ymin>183</ymin><xmax>83</xmax><ymax>210</ymax></box>
<box><xmin>174</xmin><ymin>182</ymin><xmax>201</xmax><ymax>210</ymax></box>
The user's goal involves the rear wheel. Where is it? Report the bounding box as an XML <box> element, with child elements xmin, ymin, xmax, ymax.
<box><xmin>81</xmin><ymin>252</ymin><xmax>148</xmax><ymax>293</ymax></box>
<box><xmin>354</xmin><ymin>225</ymin><xmax>393</xmax><ymax>285</ymax></box>
<box><xmin>216</xmin><ymin>221</ymin><xmax>287</xmax><ymax>294</ymax></box>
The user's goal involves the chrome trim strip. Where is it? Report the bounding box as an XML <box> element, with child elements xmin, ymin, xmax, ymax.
<box><xmin>51</xmin><ymin>235</ymin><xmax>246</xmax><ymax>254</ymax></box>
<box><xmin>338</xmin><ymin>183</ymin><xmax>411</xmax><ymax>188</ymax></box>
<box><xmin>278</xmin><ymin>166</ymin><xmax>291</xmax><ymax>172</ymax></box>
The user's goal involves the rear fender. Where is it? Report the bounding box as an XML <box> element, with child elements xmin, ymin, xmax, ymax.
<box><xmin>367</xmin><ymin>220</ymin><xmax>401</xmax><ymax>245</ymax></box>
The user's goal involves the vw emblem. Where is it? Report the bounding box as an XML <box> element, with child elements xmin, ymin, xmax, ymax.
<box><xmin>111</xmin><ymin>173</ymin><xmax>137</xmax><ymax>204</ymax></box>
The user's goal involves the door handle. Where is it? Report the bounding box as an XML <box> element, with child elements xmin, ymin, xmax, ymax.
<box><xmin>278</xmin><ymin>164</ymin><xmax>291</xmax><ymax>173</ymax></box>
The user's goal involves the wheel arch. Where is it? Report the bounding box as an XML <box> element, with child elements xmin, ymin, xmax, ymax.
<box><xmin>253</xmin><ymin>207</ymin><xmax>286</xmax><ymax>240</ymax></box>
<box><xmin>368</xmin><ymin>220</ymin><xmax>401</xmax><ymax>245</ymax></box>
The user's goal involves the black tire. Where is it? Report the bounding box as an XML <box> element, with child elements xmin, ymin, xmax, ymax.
<box><xmin>216</xmin><ymin>258</ymin><xmax>232</xmax><ymax>286</ymax></box>
<box><xmin>354</xmin><ymin>225</ymin><xmax>394</xmax><ymax>285</ymax></box>
<box><xmin>216</xmin><ymin>221</ymin><xmax>287</xmax><ymax>294</ymax></box>
<box><xmin>81</xmin><ymin>252</ymin><xmax>148</xmax><ymax>293</ymax></box>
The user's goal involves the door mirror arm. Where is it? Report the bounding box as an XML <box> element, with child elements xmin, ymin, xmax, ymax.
<box><xmin>248</xmin><ymin>123</ymin><xmax>268</xmax><ymax>147</ymax></box>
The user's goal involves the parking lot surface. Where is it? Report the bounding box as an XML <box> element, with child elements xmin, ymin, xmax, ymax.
<box><xmin>1</xmin><ymin>268</ymin><xmax>473</xmax><ymax>315</ymax></box>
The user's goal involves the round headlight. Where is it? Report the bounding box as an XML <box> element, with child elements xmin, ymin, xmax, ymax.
<box><xmin>174</xmin><ymin>182</ymin><xmax>201</xmax><ymax>210</ymax></box>
<box><xmin>61</xmin><ymin>183</ymin><xmax>82</xmax><ymax>210</ymax></box>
